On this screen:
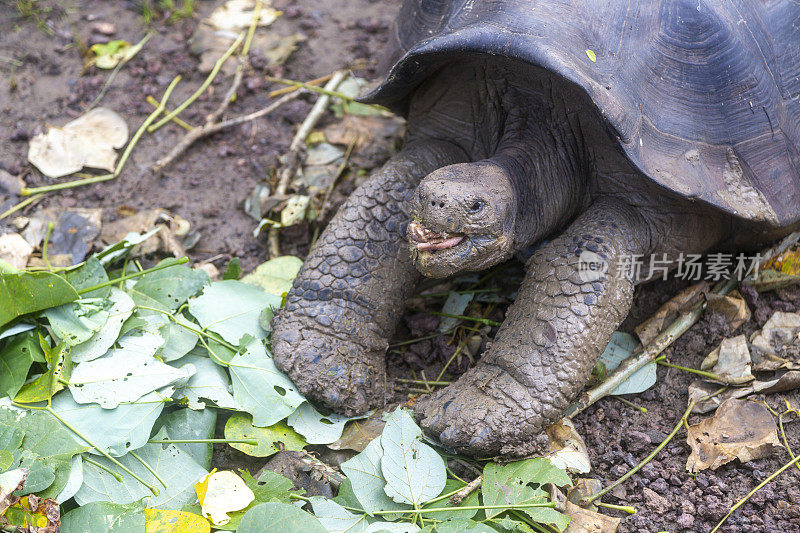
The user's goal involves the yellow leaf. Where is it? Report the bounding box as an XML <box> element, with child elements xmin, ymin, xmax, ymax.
<box><xmin>144</xmin><ymin>508</ymin><xmax>210</xmax><ymax>533</ymax></box>
<box><xmin>585</xmin><ymin>49</ymin><xmax>597</xmax><ymax>62</ymax></box>
<box><xmin>194</xmin><ymin>470</ymin><xmax>255</xmax><ymax>526</ymax></box>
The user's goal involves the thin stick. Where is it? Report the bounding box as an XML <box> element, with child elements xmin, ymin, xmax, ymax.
<box><xmin>146</xmin><ymin>96</ymin><xmax>194</xmax><ymax>130</ymax></box>
<box><xmin>710</xmin><ymin>453</ymin><xmax>800</xmax><ymax>533</ymax></box>
<box><xmin>269</xmin><ymin>70</ymin><xmax>348</xmax><ymax>257</ymax></box>
<box><xmin>77</xmin><ymin>257</ymin><xmax>188</xmax><ymax>294</ymax></box>
<box><xmin>0</xmin><ymin>193</ymin><xmax>44</xmax><ymax>222</ymax></box>
<box><xmin>655</xmin><ymin>357</ymin><xmax>753</xmax><ymax>385</ymax></box>
<box><xmin>428</xmin><ymin>311</ymin><xmax>501</xmax><ymax>327</ymax></box>
<box><xmin>269</xmin><ymin>74</ymin><xmax>333</xmax><ymax>97</ymax></box>
<box><xmin>148</xmin><ymin>33</ymin><xmax>244</xmax><ymax>132</ymax></box>
<box><xmin>436</xmin><ymin>343</ymin><xmax>464</xmax><ymax>382</ymax></box>
<box><xmin>148</xmin><ymin>438</ymin><xmax>258</xmax><ymax>445</ymax></box>
<box><xmin>152</xmin><ymin>91</ymin><xmax>302</xmax><ymax>172</ymax></box>
<box><xmin>582</xmin><ymin>399</ymin><xmax>696</xmax><ymax>506</ymax></box>
<box><xmin>615</xmin><ymin>396</ymin><xmax>647</xmax><ymax>414</ymax></box>
<box><xmin>129</xmin><ymin>450</ymin><xmax>168</xmax><ymax>489</ymax></box>
<box><xmin>450</xmin><ymin>475</ymin><xmax>482</xmax><ymax>505</ymax></box>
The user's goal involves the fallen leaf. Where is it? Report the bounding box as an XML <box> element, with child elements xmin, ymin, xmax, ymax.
<box><xmin>689</xmin><ymin>371</ymin><xmax>800</xmax><ymax>413</ymax></box>
<box><xmin>0</xmin><ymin>233</ymin><xmax>33</xmax><ymax>270</ymax></box>
<box><xmin>564</xmin><ymin>501</ymin><xmax>619</xmax><ymax>533</ymax></box>
<box><xmin>706</xmin><ymin>290</ymin><xmax>751</xmax><ymax>331</ymax></box>
<box><xmin>224</xmin><ymin>412</ymin><xmax>306</xmax><ymax>457</ymax></box>
<box><xmin>329</xmin><ymin>407</ymin><xmax>389</xmax><ymax>452</ymax></box>
<box><xmin>634</xmin><ymin>282</ymin><xmax>709</xmax><ymax>345</ymax></box>
<box><xmin>686</xmin><ymin>398</ymin><xmax>781</xmax><ymax>472</ymax></box>
<box><xmin>545</xmin><ymin>418</ymin><xmax>591</xmax><ymax>474</ymax></box>
<box><xmin>598</xmin><ymin>331</ymin><xmax>656</xmax><ymax>395</ymax></box>
<box><xmin>701</xmin><ymin>335</ymin><xmax>754</xmax><ymax>384</ymax></box>
<box><xmin>281</xmin><ymin>195</ymin><xmax>311</xmax><ymax>227</ymax></box>
<box><xmin>145</xmin><ymin>508</ymin><xmax>210</xmax><ymax>533</ymax></box>
<box><xmin>0</xmin><ymin>468</ymin><xmax>27</xmax><ymax>514</ymax></box>
<box><xmin>749</xmin><ymin>311</ymin><xmax>800</xmax><ymax>369</ymax></box>
<box><xmin>207</xmin><ymin>0</ymin><xmax>280</xmax><ymax>31</ymax></box>
<box><xmin>240</xmin><ymin>255</ymin><xmax>302</xmax><ymax>298</ymax></box>
<box><xmin>195</xmin><ymin>470</ymin><xmax>255</xmax><ymax>526</ymax></box>
<box><xmin>28</xmin><ymin>108</ymin><xmax>128</xmax><ymax>178</ymax></box>
<box><xmin>2</xmin><ymin>494</ymin><xmax>60</xmax><ymax>533</ymax></box>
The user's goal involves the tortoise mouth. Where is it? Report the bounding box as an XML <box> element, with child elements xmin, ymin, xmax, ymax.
<box><xmin>408</xmin><ymin>221</ymin><xmax>465</xmax><ymax>251</ymax></box>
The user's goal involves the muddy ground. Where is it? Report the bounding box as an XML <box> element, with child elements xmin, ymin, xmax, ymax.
<box><xmin>1</xmin><ymin>1</ymin><xmax>798</xmax><ymax>532</ymax></box>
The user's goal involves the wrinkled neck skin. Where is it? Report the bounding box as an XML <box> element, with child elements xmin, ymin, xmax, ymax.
<box><xmin>405</xmin><ymin>58</ymin><xmax>589</xmax><ymax>276</ymax></box>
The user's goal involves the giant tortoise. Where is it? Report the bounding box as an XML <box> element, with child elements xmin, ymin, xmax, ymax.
<box><xmin>272</xmin><ymin>0</ymin><xmax>800</xmax><ymax>456</ymax></box>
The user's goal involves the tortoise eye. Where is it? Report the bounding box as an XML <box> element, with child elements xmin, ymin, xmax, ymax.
<box><xmin>469</xmin><ymin>200</ymin><xmax>485</xmax><ymax>212</ymax></box>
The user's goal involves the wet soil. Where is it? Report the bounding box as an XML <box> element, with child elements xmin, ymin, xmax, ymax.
<box><xmin>1</xmin><ymin>2</ymin><xmax>799</xmax><ymax>532</ymax></box>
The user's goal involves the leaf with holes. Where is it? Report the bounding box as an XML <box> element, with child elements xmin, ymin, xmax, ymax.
<box><xmin>380</xmin><ymin>408</ymin><xmax>446</xmax><ymax>506</ymax></box>
<box><xmin>0</xmin><ymin>330</ymin><xmax>43</xmax><ymax>398</ymax></box>
<box><xmin>172</xmin><ymin>353</ymin><xmax>235</xmax><ymax>410</ymax></box>
<box><xmin>45</xmin><ymin>298</ymin><xmax>110</xmax><ymax>347</ymax></box>
<box><xmin>50</xmin><ymin>386</ymin><xmax>174</xmax><ymax>456</ymax></box>
<box><xmin>70</xmin><ymin>288</ymin><xmax>135</xmax><ymax>363</ymax></box>
<box><xmin>0</xmin><ymin>271</ymin><xmax>79</xmax><ymax>329</ymax></box>
<box><xmin>286</xmin><ymin>402</ymin><xmax>356</xmax><ymax>445</ymax></box>
<box><xmin>14</xmin><ymin>336</ymin><xmax>70</xmax><ymax>404</ymax></box>
<box><xmin>228</xmin><ymin>339</ymin><xmax>304</xmax><ymax>426</ymax></box>
<box><xmin>68</xmin><ymin>335</ymin><xmax>194</xmax><ymax>408</ymax></box>
<box><xmin>224</xmin><ymin>412</ymin><xmax>305</xmax><ymax>457</ymax></box>
<box><xmin>481</xmin><ymin>458</ymin><xmax>570</xmax><ymax>530</ymax></box>
<box><xmin>61</xmin><ymin>500</ymin><xmax>146</xmax><ymax>533</ymax></box>
<box><xmin>340</xmin><ymin>438</ymin><xmax>407</xmax><ymax>516</ymax></box>
<box><xmin>74</xmin><ymin>428</ymin><xmax>207</xmax><ymax>510</ymax></box>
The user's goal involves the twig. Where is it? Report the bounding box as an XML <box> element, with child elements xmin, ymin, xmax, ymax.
<box><xmin>710</xmin><ymin>452</ymin><xmax>800</xmax><ymax>532</ymax></box>
<box><xmin>0</xmin><ymin>193</ymin><xmax>44</xmax><ymax>222</ymax></box>
<box><xmin>615</xmin><ymin>396</ymin><xmax>647</xmax><ymax>414</ymax></box>
<box><xmin>269</xmin><ymin>74</ymin><xmax>333</xmax><ymax>97</ymax></box>
<box><xmin>268</xmin><ymin>70</ymin><xmax>348</xmax><ymax>257</ymax></box>
<box><xmin>582</xmin><ymin>399</ymin><xmax>697</xmax><ymax>506</ymax></box>
<box><xmin>450</xmin><ymin>475</ymin><xmax>482</xmax><ymax>505</ymax></box>
<box><xmin>146</xmin><ymin>96</ymin><xmax>194</xmax><ymax>130</ymax></box>
<box><xmin>152</xmin><ymin>91</ymin><xmax>301</xmax><ymax>173</ymax></box>
<box><xmin>148</xmin><ymin>33</ymin><xmax>244</xmax><ymax>132</ymax></box>
<box><xmin>655</xmin><ymin>357</ymin><xmax>754</xmax><ymax>385</ymax></box>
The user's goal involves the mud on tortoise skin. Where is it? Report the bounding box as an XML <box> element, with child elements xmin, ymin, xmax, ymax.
<box><xmin>272</xmin><ymin>0</ymin><xmax>800</xmax><ymax>457</ymax></box>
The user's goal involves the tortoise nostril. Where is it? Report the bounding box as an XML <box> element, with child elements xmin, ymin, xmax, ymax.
<box><xmin>431</xmin><ymin>200</ymin><xmax>436</xmax><ymax>206</ymax></box>
<box><xmin>439</xmin><ymin>202</ymin><xmax>445</xmax><ymax>208</ymax></box>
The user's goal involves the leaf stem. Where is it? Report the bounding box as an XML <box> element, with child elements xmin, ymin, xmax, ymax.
<box><xmin>595</xmin><ymin>501</ymin><xmax>636</xmax><ymax>514</ymax></box>
<box><xmin>374</xmin><ymin>502</ymin><xmax>555</xmax><ymax>515</ymax></box>
<box><xmin>135</xmin><ymin>304</ymin><xmax>238</xmax><ymax>352</ymax></box>
<box><xmin>77</xmin><ymin>257</ymin><xmax>188</xmax><ymax>295</ymax></box>
<box><xmin>0</xmin><ymin>193</ymin><xmax>45</xmax><ymax>222</ymax></box>
<box><xmin>583</xmin><ymin>400</ymin><xmax>696</xmax><ymax>505</ymax></box>
<box><xmin>42</xmin><ymin>222</ymin><xmax>54</xmax><ymax>271</ymax></box>
<box><xmin>45</xmin><ymin>407</ymin><xmax>160</xmax><ymax>495</ymax></box>
<box><xmin>428</xmin><ymin>311</ymin><xmax>501</xmax><ymax>327</ymax></box>
<box><xmin>615</xmin><ymin>396</ymin><xmax>648</xmax><ymax>414</ymax></box>
<box><xmin>148</xmin><ymin>34</ymin><xmax>244</xmax><ymax>132</ymax></box>
<box><xmin>82</xmin><ymin>455</ymin><xmax>123</xmax><ymax>482</ymax></box>
<box><xmin>130</xmin><ymin>450</ymin><xmax>168</xmax><ymax>489</ymax></box>
<box><xmin>148</xmin><ymin>438</ymin><xmax>257</xmax><ymax>445</ymax></box>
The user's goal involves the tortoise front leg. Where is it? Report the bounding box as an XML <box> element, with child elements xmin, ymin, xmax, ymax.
<box><xmin>416</xmin><ymin>198</ymin><xmax>653</xmax><ymax>456</ymax></box>
<box><xmin>271</xmin><ymin>140</ymin><xmax>467</xmax><ymax>416</ymax></box>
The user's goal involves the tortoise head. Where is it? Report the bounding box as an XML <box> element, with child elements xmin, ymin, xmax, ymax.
<box><xmin>408</xmin><ymin>162</ymin><xmax>516</xmax><ymax>278</ymax></box>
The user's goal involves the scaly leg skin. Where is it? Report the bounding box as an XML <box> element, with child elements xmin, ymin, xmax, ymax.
<box><xmin>271</xmin><ymin>140</ymin><xmax>467</xmax><ymax>416</ymax></box>
<box><xmin>416</xmin><ymin>198</ymin><xmax>653</xmax><ymax>457</ymax></box>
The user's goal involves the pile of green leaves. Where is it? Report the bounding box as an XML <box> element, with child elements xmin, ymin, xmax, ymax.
<box><xmin>0</xmin><ymin>232</ymin><xmax>572</xmax><ymax>532</ymax></box>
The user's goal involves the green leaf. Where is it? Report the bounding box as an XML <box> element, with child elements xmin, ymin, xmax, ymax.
<box><xmin>333</xmin><ymin>478</ymin><xmax>361</xmax><ymax>509</ymax></box>
<box><xmin>341</xmin><ymin>438</ymin><xmax>407</xmax><ymax>516</ymax></box>
<box><xmin>45</xmin><ymin>298</ymin><xmax>110</xmax><ymax>347</ymax></box>
<box><xmin>380</xmin><ymin>408</ymin><xmax>446</xmax><ymax>506</ymax></box>
<box><xmin>0</xmin><ymin>404</ymin><xmax>89</xmax><ymax>496</ymax></box>
<box><xmin>188</xmin><ymin>280</ymin><xmax>277</xmax><ymax>343</ymax></box>
<box><xmin>68</xmin><ymin>339</ymin><xmax>194</xmax><ymax>408</ymax></box>
<box><xmin>172</xmin><ymin>353</ymin><xmax>235</xmax><ymax>410</ymax></box>
<box><xmin>70</xmin><ymin>288</ymin><xmax>135</xmax><ymax>363</ymax></box>
<box><xmin>154</xmin><ymin>407</ymin><xmax>216</xmax><ymax>470</ymax></box>
<box><xmin>0</xmin><ymin>330</ymin><xmax>43</xmax><ymax>397</ymax></box>
<box><xmin>599</xmin><ymin>331</ymin><xmax>656</xmax><ymax>395</ymax></box>
<box><xmin>64</xmin><ymin>257</ymin><xmax>110</xmax><ymax>298</ymax></box>
<box><xmin>439</xmin><ymin>292</ymin><xmax>474</xmax><ymax>332</ymax></box>
<box><xmin>159</xmin><ymin>313</ymin><xmax>199</xmax><ymax>361</ymax></box>
<box><xmin>14</xmin><ymin>336</ymin><xmax>69</xmax><ymax>404</ymax></box>
<box><xmin>224</xmin><ymin>412</ymin><xmax>305</xmax><ymax>457</ymax></box>
<box><xmin>419</xmin><ymin>519</ymin><xmax>498</xmax><ymax>532</ymax></box>
<box><xmin>421</xmin><ymin>479</ymin><xmax>479</xmax><ymax>521</ymax></box>
<box><xmin>61</xmin><ymin>500</ymin><xmax>146</xmax><ymax>533</ymax></box>
<box><xmin>54</xmin><ymin>455</ymin><xmax>83</xmax><ymax>503</ymax></box>
<box><xmin>129</xmin><ymin>260</ymin><xmax>209</xmax><ymax>312</ymax></box>
<box><xmin>75</xmin><ymin>428</ymin><xmax>207</xmax><ymax>510</ymax></box>
<box><xmin>244</xmin><ymin>469</ymin><xmax>294</xmax><ymax>503</ymax></box>
<box><xmin>287</xmin><ymin>402</ymin><xmax>356</xmax><ymax>445</ymax></box>
<box><xmin>237</xmin><ymin>502</ymin><xmax>325</xmax><ymax>533</ymax></box>
<box><xmin>228</xmin><ymin>339</ymin><xmax>304</xmax><ymax>426</ymax></box>
<box><xmin>481</xmin><ymin>458</ymin><xmax>570</xmax><ymax>529</ymax></box>
<box><xmin>309</xmin><ymin>497</ymin><xmax>370</xmax><ymax>532</ymax></box>
<box><xmin>223</xmin><ymin>258</ymin><xmax>242</xmax><ymax>280</ymax></box>
<box><xmin>585</xmin><ymin>49</ymin><xmax>597</xmax><ymax>62</ymax></box>
<box><xmin>50</xmin><ymin>386</ymin><xmax>172</xmax><ymax>456</ymax></box>
<box><xmin>0</xmin><ymin>271</ymin><xmax>79</xmax><ymax>329</ymax></box>
<box><xmin>240</xmin><ymin>256</ymin><xmax>303</xmax><ymax>299</ymax></box>
<box><xmin>0</xmin><ymin>322</ymin><xmax>36</xmax><ymax>341</ymax></box>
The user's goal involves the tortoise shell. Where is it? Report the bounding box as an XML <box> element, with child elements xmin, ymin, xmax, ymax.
<box><xmin>362</xmin><ymin>0</ymin><xmax>800</xmax><ymax>226</ymax></box>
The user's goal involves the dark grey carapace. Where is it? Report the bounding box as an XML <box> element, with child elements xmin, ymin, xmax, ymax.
<box><xmin>271</xmin><ymin>0</ymin><xmax>800</xmax><ymax>457</ymax></box>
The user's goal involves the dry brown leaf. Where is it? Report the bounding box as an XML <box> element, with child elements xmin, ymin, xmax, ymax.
<box><xmin>564</xmin><ymin>501</ymin><xmax>621</xmax><ymax>533</ymax></box>
<box><xmin>700</xmin><ymin>335</ymin><xmax>753</xmax><ymax>383</ymax></box>
<box><xmin>634</xmin><ymin>282</ymin><xmax>709</xmax><ymax>345</ymax></box>
<box><xmin>686</xmin><ymin>398</ymin><xmax>781</xmax><ymax>473</ymax></box>
<box><xmin>328</xmin><ymin>407</ymin><xmax>390</xmax><ymax>452</ymax></box>
<box><xmin>0</xmin><ymin>233</ymin><xmax>33</xmax><ymax>270</ymax></box>
<box><xmin>323</xmin><ymin>114</ymin><xmax>405</xmax><ymax>151</ymax></box>
<box><xmin>707</xmin><ymin>290</ymin><xmax>751</xmax><ymax>331</ymax></box>
<box><xmin>0</xmin><ymin>469</ymin><xmax>26</xmax><ymax>515</ymax></box>
<box><xmin>100</xmin><ymin>208</ymin><xmax>188</xmax><ymax>257</ymax></box>
<box><xmin>689</xmin><ymin>371</ymin><xmax>800</xmax><ymax>413</ymax></box>
<box><xmin>545</xmin><ymin>418</ymin><xmax>591</xmax><ymax>474</ymax></box>
<box><xmin>749</xmin><ymin>311</ymin><xmax>800</xmax><ymax>370</ymax></box>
